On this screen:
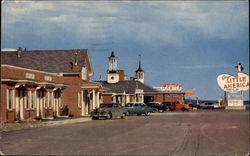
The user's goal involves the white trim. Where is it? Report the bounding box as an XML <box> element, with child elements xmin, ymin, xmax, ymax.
<box><xmin>81</xmin><ymin>86</ymin><xmax>99</xmax><ymax>89</ymax></box>
<box><xmin>59</xmin><ymin>72</ymin><xmax>80</xmax><ymax>76</ymax></box>
<box><xmin>86</xmin><ymin>50</ymin><xmax>94</xmax><ymax>76</ymax></box>
<box><xmin>2</xmin><ymin>79</ymin><xmax>68</xmax><ymax>88</ymax></box>
<box><xmin>1</xmin><ymin>64</ymin><xmax>61</xmax><ymax>76</ymax></box>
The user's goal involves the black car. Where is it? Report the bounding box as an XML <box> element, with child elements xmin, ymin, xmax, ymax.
<box><xmin>146</xmin><ymin>102</ymin><xmax>169</xmax><ymax>112</ymax></box>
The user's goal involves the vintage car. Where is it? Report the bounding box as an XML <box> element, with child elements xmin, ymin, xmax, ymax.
<box><xmin>91</xmin><ymin>103</ymin><xmax>127</xmax><ymax>120</ymax></box>
<box><xmin>124</xmin><ymin>102</ymin><xmax>157</xmax><ymax>116</ymax></box>
<box><xmin>146</xmin><ymin>102</ymin><xmax>169</xmax><ymax>112</ymax></box>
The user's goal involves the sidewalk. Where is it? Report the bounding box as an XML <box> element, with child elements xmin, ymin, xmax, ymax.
<box><xmin>0</xmin><ymin>116</ymin><xmax>91</xmax><ymax>132</ymax></box>
<box><xmin>43</xmin><ymin>116</ymin><xmax>91</xmax><ymax>127</ymax></box>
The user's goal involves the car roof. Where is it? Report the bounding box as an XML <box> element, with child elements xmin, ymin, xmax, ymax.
<box><xmin>101</xmin><ymin>103</ymin><xmax>119</xmax><ymax>105</ymax></box>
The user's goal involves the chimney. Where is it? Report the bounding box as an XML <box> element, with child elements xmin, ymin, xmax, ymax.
<box><xmin>117</xmin><ymin>70</ymin><xmax>125</xmax><ymax>81</ymax></box>
<box><xmin>24</xmin><ymin>48</ymin><xmax>27</xmax><ymax>51</ymax></box>
<box><xmin>71</xmin><ymin>52</ymin><xmax>80</xmax><ymax>71</ymax></box>
<box><xmin>74</xmin><ymin>52</ymin><xmax>78</xmax><ymax>65</ymax></box>
<box><xmin>17</xmin><ymin>47</ymin><xmax>22</xmax><ymax>57</ymax></box>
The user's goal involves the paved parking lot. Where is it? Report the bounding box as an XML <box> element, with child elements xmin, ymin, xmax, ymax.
<box><xmin>1</xmin><ymin>110</ymin><xmax>249</xmax><ymax>155</ymax></box>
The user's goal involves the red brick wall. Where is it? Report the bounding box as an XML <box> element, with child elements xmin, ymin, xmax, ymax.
<box><xmin>1</xmin><ymin>66</ymin><xmax>64</xmax><ymax>84</ymax></box>
<box><xmin>62</xmin><ymin>75</ymin><xmax>83</xmax><ymax>117</ymax></box>
<box><xmin>102</xmin><ymin>94</ymin><xmax>113</xmax><ymax>103</ymax></box>
<box><xmin>144</xmin><ymin>93</ymin><xmax>184</xmax><ymax>103</ymax></box>
<box><xmin>23</xmin><ymin>109</ymin><xmax>37</xmax><ymax>120</ymax></box>
<box><xmin>1</xmin><ymin>84</ymin><xmax>8</xmax><ymax>122</ymax></box>
<box><xmin>118</xmin><ymin>70</ymin><xmax>125</xmax><ymax>81</ymax></box>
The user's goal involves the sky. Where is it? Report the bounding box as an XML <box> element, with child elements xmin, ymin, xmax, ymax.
<box><xmin>1</xmin><ymin>1</ymin><xmax>249</xmax><ymax>100</ymax></box>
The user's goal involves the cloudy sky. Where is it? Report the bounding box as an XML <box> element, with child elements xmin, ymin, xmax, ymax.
<box><xmin>2</xmin><ymin>1</ymin><xmax>249</xmax><ymax>100</ymax></box>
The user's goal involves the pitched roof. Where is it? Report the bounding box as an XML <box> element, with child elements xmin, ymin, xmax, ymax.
<box><xmin>99</xmin><ymin>80</ymin><xmax>159</xmax><ymax>94</ymax></box>
<box><xmin>1</xmin><ymin>49</ymin><xmax>89</xmax><ymax>73</ymax></box>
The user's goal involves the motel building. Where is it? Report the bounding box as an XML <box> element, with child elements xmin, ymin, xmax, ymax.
<box><xmin>1</xmin><ymin>48</ymin><xmax>103</xmax><ymax>122</ymax></box>
<box><xmin>98</xmin><ymin>51</ymin><xmax>185</xmax><ymax>105</ymax></box>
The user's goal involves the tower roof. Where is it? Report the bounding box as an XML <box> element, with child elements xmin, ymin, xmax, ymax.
<box><xmin>109</xmin><ymin>51</ymin><xmax>116</xmax><ymax>58</ymax></box>
<box><xmin>136</xmin><ymin>60</ymin><xmax>144</xmax><ymax>72</ymax></box>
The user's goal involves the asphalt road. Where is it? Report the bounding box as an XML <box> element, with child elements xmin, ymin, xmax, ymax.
<box><xmin>1</xmin><ymin>110</ymin><xmax>249</xmax><ymax>155</ymax></box>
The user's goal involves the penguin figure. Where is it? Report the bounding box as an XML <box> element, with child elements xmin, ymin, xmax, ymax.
<box><xmin>235</xmin><ymin>63</ymin><xmax>243</xmax><ymax>72</ymax></box>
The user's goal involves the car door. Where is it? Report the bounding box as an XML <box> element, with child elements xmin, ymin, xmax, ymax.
<box><xmin>134</xmin><ymin>103</ymin><xmax>141</xmax><ymax>114</ymax></box>
<box><xmin>140</xmin><ymin>103</ymin><xmax>147</xmax><ymax>113</ymax></box>
<box><xmin>113</xmin><ymin>103</ymin><xmax>119</xmax><ymax>117</ymax></box>
<box><xmin>117</xmin><ymin>104</ymin><xmax>123</xmax><ymax>116</ymax></box>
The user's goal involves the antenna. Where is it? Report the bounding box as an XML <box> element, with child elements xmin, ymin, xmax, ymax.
<box><xmin>139</xmin><ymin>54</ymin><xmax>141</xmax><ymax>64</ymax></box>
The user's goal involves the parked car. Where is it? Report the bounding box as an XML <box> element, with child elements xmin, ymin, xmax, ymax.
<box><xmin>198</xmin><ymin>102</ymin><xmax>215</xmax><ymax>109</ymax></box>
<box><xmin>91</xmin><ymin>103</ymin><xmax>127</xmax><ymax>120</ymax></box>
<box><xmin>124</xmin><ymin>102</ymin><xmax>157</xmax><ymax>116</ymax></box>
<box><xmin>146</xmin><ymin>102</ymin><xmax>169</xmax><ymax>112</ymax></box>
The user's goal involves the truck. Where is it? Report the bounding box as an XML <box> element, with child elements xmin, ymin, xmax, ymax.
<box><xmin>162</xmin><ymin>101</ymin><xmax>190</xmax><ymax>111</ymax></box>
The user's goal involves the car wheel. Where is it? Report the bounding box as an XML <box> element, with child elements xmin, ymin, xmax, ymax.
<box><xmin>121</xmin><ymin>113</ymin><xmax>126</xmax><ymax>119</ymax></box>
<box><xmin>92</xmin><ymin>117</ymin><xmax>98</xmax><ymax>120</ymax></box>
<box><xmin>106</xmin><ymin>113</ymin><xmax>112</xmax><ymax>119</ymax></box>
<box><xmin>145</xmin><ymin>112</ymin><xmax>150</xmax><ymax>116</ymax></box>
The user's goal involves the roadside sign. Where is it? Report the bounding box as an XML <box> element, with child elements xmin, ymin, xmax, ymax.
<box><xmin>217</xmin><ymin>72</ymin><xmax>249</xmax><ymax>93</ymax></box>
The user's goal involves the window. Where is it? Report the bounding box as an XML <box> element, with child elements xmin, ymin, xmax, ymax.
<box><xmin>140</xmin><ymin>73</ymin><xmax>143</xmax><ymax>79</ymax></box>
<box><xmin>6</xmin><ymin>89</ymin><xmax>14</xmax><ymax>110</ymax></box>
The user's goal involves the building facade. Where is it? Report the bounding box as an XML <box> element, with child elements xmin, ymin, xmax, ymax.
<box><xmin>1</xmin><ymin>49</ymin><xmax>102</xmax><ymax>122</ymax></box>
<box><xmin>98</xmin><ymin>51</ymin><xmax>185</xmax><ymax>105</ymax></box>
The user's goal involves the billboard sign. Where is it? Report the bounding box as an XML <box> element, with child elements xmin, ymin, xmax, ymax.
<box><xmin>228</xmin><ymin>93</ymin><xmax>243</xmax><ymax>106</ymax></box>
<box><xmin>162</xmin><ymin>84</ymin><xmax>182</xmax><ymax>91</ymax></box>
<box><xmin>185</xmin><ymin>89</ymin><xmax>196</xmax><ymax>95</ymax></box>
<box><xmin>217</xmin><ymin>72</ymin><xmax>249</xmax><ymax>93</ymax></box>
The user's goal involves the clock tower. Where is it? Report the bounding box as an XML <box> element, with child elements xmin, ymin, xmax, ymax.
<box><xmin>135</xmin><ymin>55</ymin><xmax>144</xmax><ymax>83</ymax></box>
<box><xmin>107</xmin><ymin>51</ymin><xmax>119</xmax><ymax>83</ymax></box>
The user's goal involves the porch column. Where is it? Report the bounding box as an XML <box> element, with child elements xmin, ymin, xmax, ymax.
<box><xmin>36</xmin><ymin>91</ymin><xmax>39</xmax><ymax>118</ymax></box>
<box><xmin>40</xmin><ymin>91</ymin><xmax>43</xmax><ymax>118</ymax></box>
<box><xmin>96</xmin><ymin>91</ymin><xmax>100</xmax><ymax>108</ymax></box>
<box><xmin>15</xmin><ymin>90</ymin><xmax>19</xmax><ymax>119</ymax></box>
<box><xmin>126</xmin><ymin>95</ymin><xmax>130</xmax><ymax>104</ymax></box>
<box><xmin>92</xmin><ymin>90</ymin><xmax>96</xmax><ymax>109</ymax></box>
<box><xmin>142</xmin><ymin>94</ymin><xmax>144</xmax><ymax>103</ymax></box>
<box><xmin>81</xmin><ymin>90</ymin><xmax>85</xmax><ymax>116</ymax></box>
<box><xmin>20</xmin><ymin>90</ymin><xmax>24</xmax><ymax>120</ymax></box>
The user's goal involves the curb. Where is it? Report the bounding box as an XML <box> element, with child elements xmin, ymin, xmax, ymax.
<box><xmin>43</xmin><ymin>117</ymin><xmax>92</xmax><ymax>127</ymax></box>
<box><xmin>1</xmin><ymin>117</ymin><xmax>92</xmax><ymax>132</ymax></box>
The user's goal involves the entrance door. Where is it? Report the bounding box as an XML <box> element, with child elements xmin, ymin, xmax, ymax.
<box><xmin>144</xmin><ymin>96</ymin><xmax>154</xmax><ymax>103</ymax></box>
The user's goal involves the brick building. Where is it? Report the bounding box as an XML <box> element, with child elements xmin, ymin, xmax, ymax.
<box><xmin>1</xmin><ymin>49</ymin><xmax>102</xmax><ymax>122</ymax></box>
<box><xmin>98</xmin><ymin>51</ymin><xmax>185</xmax><ymax>105</ymax></box>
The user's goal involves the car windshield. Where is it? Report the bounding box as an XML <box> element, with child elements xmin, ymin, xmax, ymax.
<box><xmin>100</xmin><ymin>104</ymin><xmax>113</xmax><ymax>108</ymax></box>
